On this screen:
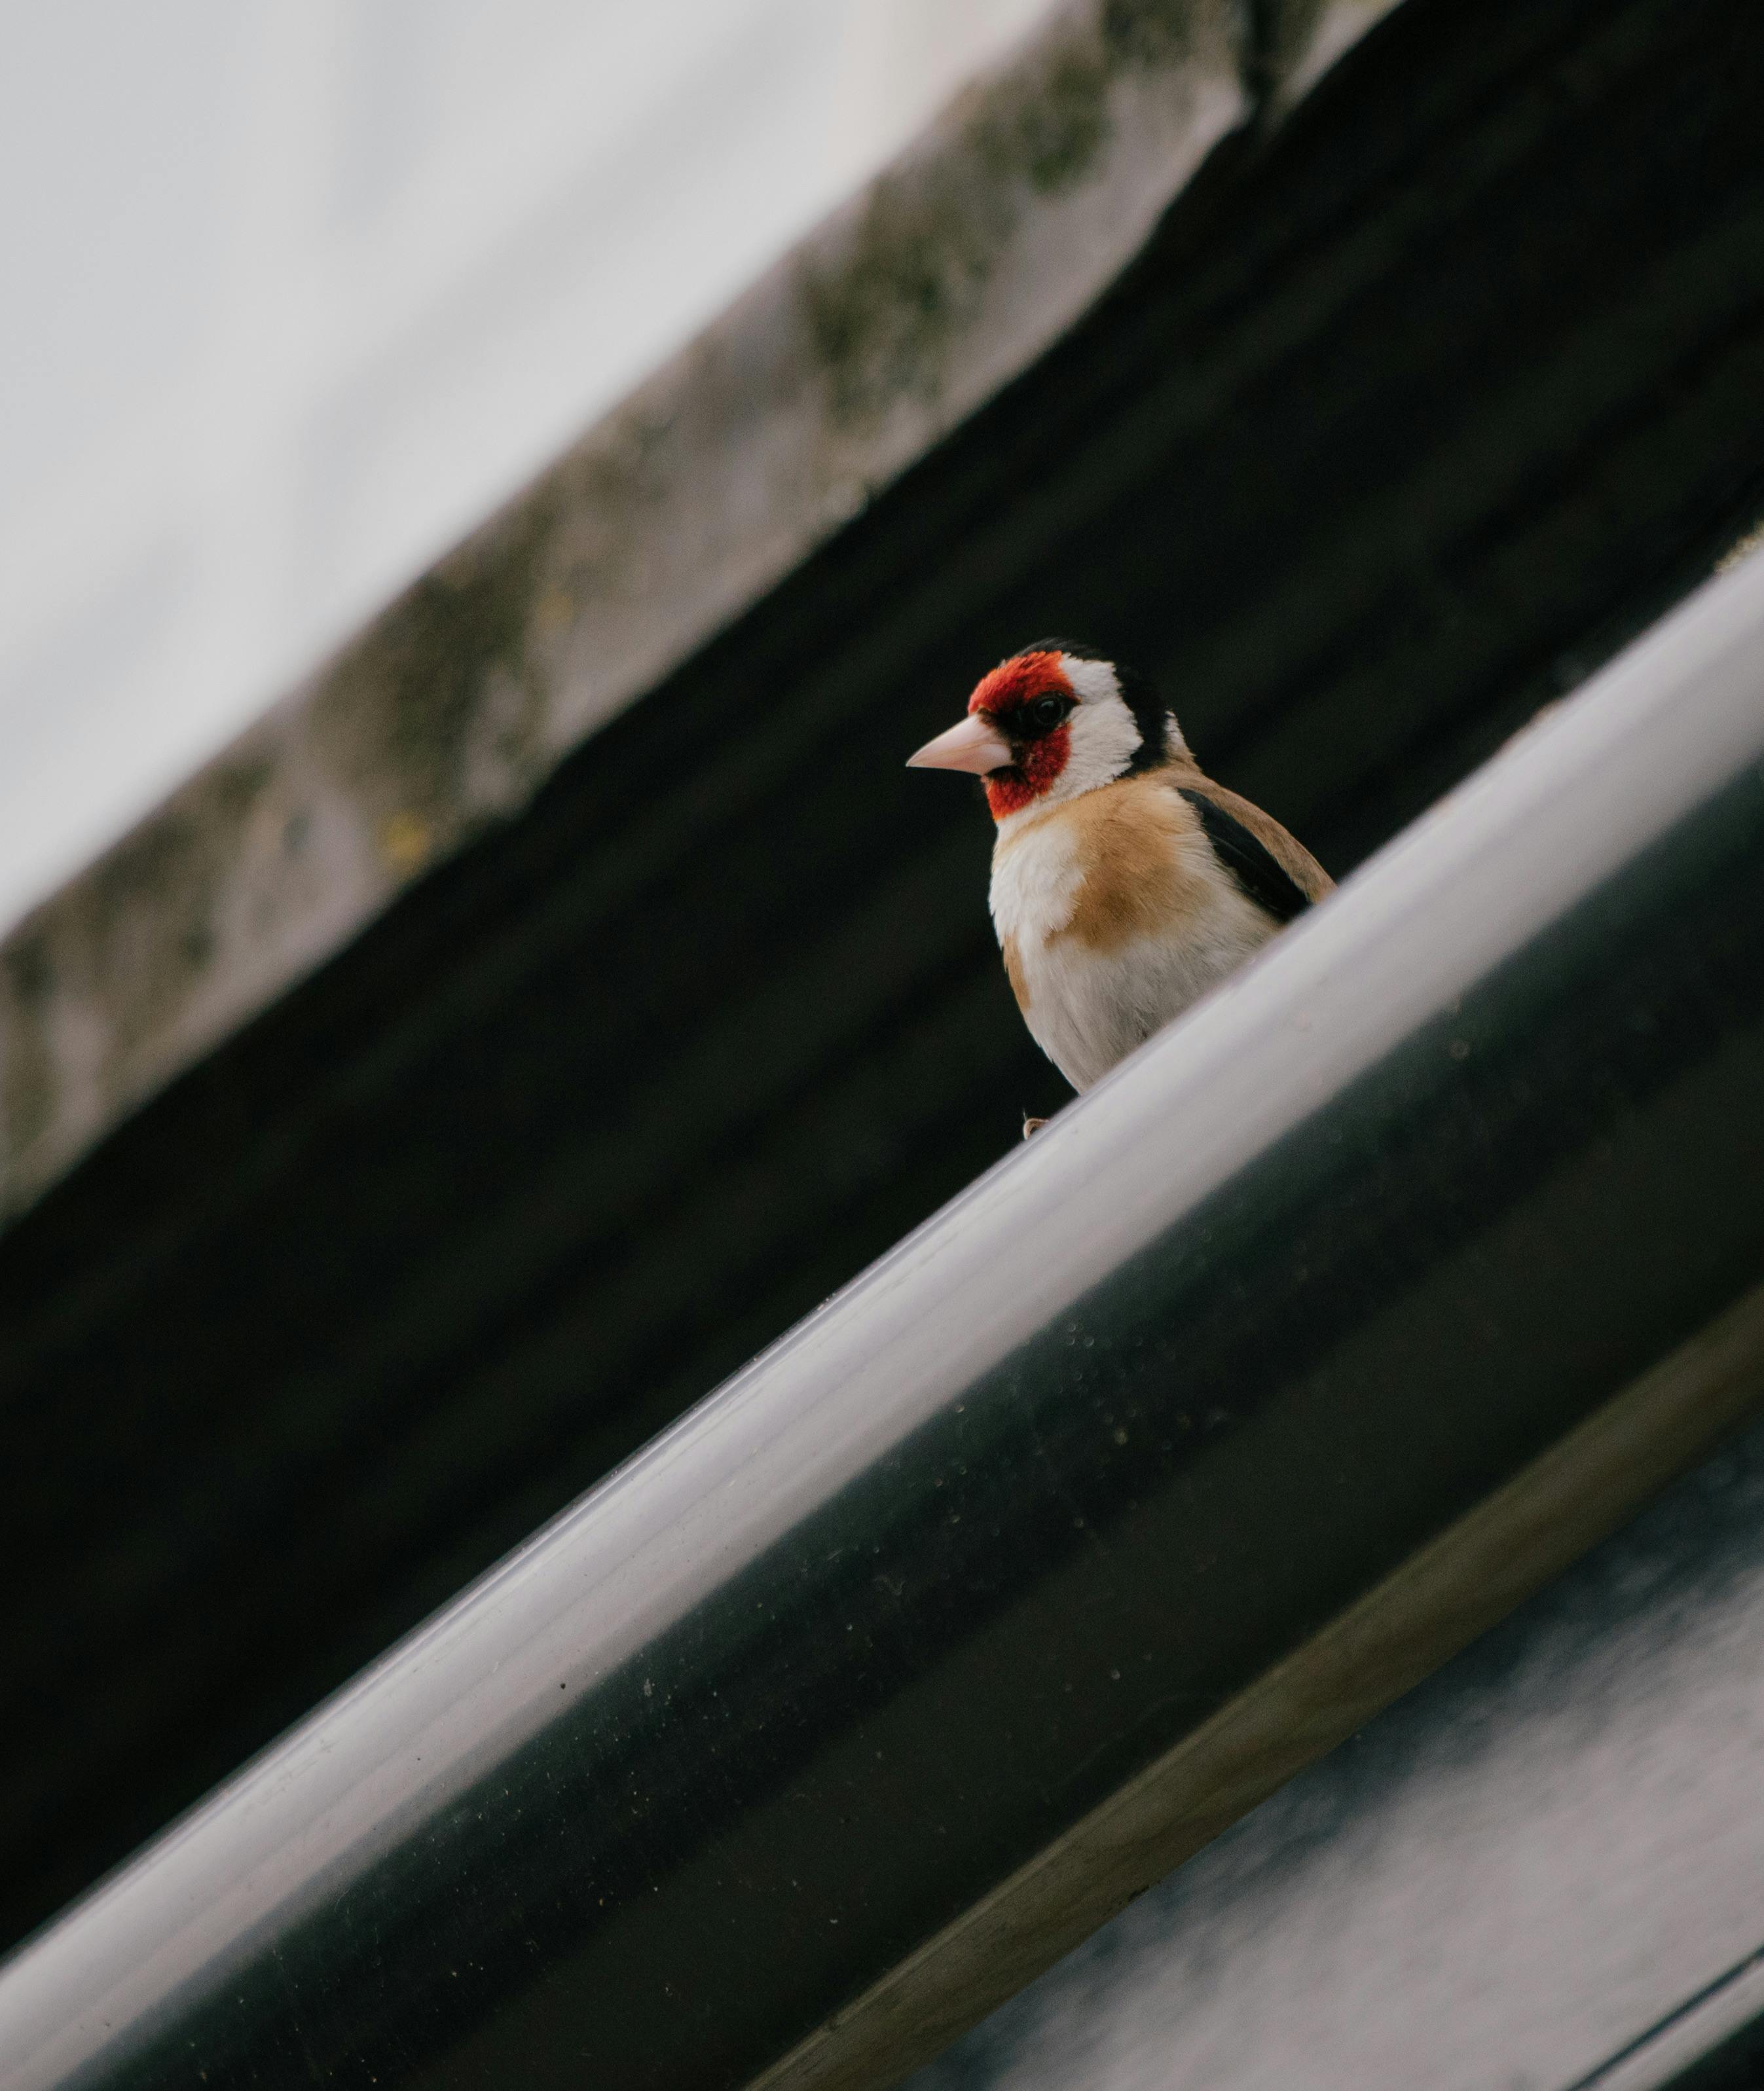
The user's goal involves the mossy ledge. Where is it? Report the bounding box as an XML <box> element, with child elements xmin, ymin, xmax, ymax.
<box><xmin>0</xmin><ymin>0</ymin><xmax>1396</xmax><ymax>1225</ymax></box>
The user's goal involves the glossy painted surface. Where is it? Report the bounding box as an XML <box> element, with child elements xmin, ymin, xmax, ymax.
<box><xmin>5</xmin><ymin>555</ymin><xmax>1764</xmax><ymax>2090</ymax></box>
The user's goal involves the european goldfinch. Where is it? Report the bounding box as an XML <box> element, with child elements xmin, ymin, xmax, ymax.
<box><xmin>908</xmin><ymin>641</ymin><xmax>1332</xmax><ymax>1114</ymax></box>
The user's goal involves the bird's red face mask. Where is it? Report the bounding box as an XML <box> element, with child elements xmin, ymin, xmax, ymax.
<box><xmin>906</xmin><ymin>653</ymin><xmax>1073</xmax><ymax>821</ymax></box>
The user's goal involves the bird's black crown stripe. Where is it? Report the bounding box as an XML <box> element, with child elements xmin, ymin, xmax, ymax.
<box><xmin>1176</xmin><ymin>788</ymin><xmax>1314</xmax><ymax>924</ymax></box>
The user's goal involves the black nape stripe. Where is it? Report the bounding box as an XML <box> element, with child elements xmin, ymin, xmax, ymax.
<box><xmin>1177</xmin><ymin>788</ymin><xmax>1314</xmax><ymax>924</ymax></box>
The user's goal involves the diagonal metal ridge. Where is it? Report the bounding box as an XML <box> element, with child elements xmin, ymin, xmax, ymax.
<box><xmin>6</xmin><ymin>525</ymin><xmax>1764</xmax><ymax>2091</ymax></box>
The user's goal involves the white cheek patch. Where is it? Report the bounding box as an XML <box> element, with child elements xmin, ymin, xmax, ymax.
<box><xmin>1061</xmin><ymin>657</ymin><xmax>1122</xmax><ymax>706</ymax></box>
<box><xmin>1044</xmin><ymin>653</ymin><xmax>1143</xmax><ymax>804</ymax></box>
<box><xmin>1061</xmin><ymin>699</ymin><xmax>1142</xmax><ymax>793</ymax></box>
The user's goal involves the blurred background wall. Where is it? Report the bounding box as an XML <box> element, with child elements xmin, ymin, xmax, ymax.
<box><xmin>0</xmin><ymin>0</ymin><xmax>1052</xmax><ymax>937</ymax></box>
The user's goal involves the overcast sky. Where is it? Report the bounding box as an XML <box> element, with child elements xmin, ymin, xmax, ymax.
<box><xmin>0</xmin><ymin>0</ymin><xmax>1051</xmax><ymax>934</ymax></box>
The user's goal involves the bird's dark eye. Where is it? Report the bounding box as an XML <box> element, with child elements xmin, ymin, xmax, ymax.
<box><xmin>1020</xmin><ymin>693</ymin><xmax>1071</xmax><ymax>735</ymax></box>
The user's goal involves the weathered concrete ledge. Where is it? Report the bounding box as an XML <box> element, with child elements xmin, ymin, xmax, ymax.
<box><xmin>0</xmin><ymin>0</ymin><xmax>1395</xmax><ymax>1223</ymax></box>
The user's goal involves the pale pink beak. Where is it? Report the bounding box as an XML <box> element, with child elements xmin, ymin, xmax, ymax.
<box><xmin>906</xmin><ymin>713</ymin><xmax>1014</xmax><ymax>775</ymax></box>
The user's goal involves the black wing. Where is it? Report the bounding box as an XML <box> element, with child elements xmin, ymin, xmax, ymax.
<box><xmin>1176</xmin><ymin>788</ymin><xmax>1314</xmax><ymax>925</ymax></box>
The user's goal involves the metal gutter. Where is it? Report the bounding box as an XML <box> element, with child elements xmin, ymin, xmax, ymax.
<box><xmin>0</xmin><ymin>0</ymin><xmax>1397</xmax><ymax>1226</ymax></box>
<box><xmin>5</xmin><ymin>539</ymin><xmax>1764</xmax><ymax>2090</ymax></box>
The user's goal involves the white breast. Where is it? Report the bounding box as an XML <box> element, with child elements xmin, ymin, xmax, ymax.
<box><xmin>989</xmin><ymin>816</ymin><xmax>1086</xmax><ymax>950</ymax></box>
<box><xmin>990</xmin><ymin>809</ymin><xmax>1276</xmax><ymax>1092</ymax></box>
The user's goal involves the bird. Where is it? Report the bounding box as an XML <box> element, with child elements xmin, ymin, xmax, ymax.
<box><xmin>906</xmin><ymin>640</ymin><xmax>1331</xmax><ymax>1127</ymax></box>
